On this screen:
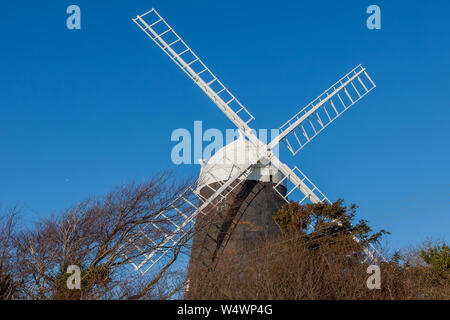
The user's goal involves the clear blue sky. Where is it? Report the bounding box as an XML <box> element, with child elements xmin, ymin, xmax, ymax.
<box><xmin>0</xmin><ymin>0</ymin><xmax>449</xmax><ymax>250</ymax></box>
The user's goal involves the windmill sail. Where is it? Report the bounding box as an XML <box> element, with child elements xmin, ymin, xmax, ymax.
<box><xmin>272</xmin><ymin>164</ymin><xmax>329</xmax><ymax>205</ymax></box>
<box><xmin>269</xmin><ymin>65</ymin><xmax>376</xmax><ymax>155</ymax></box>
<box><xmin>126</xmin><ymin>160</ymin><xmax>255</xmax><ymax>274</ymax></box>
<box><xmin>133</xmin><ymin>9</ymin><xmax>255</xmax><ymax>134</ymax></box>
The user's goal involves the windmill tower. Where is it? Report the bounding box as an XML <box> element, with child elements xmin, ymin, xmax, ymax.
<box><xmin>191</xmin><ymin>134</ymin><xmax>287</xmax><ymax>272</ymax></box>
<box><xmin>127</xmin><ymin>8</ymin><xmax>384</xmax><ymax>279</ymax></box>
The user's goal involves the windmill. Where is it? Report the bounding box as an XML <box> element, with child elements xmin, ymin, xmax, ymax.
<box><xmin>128</xmin><ymin>8</ymin><xmax>383</xmax><ymax>276</ymax></box>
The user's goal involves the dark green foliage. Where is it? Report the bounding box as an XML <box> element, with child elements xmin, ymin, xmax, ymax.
<box><xmin>272</xmin><ymin>199</ymin><xmax>389</xmax><ymax>253</ymax></box>
<box><xmin>421</xmin><ymin>243</ymin><xmax>450</xmax><ymax>276</ymax></box>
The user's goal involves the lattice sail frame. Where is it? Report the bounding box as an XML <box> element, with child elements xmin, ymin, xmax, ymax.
<box><xmin>126</xmin><ymin>156</ymin><xmax>256</xmax><ymax>274</ymax></box>
<box><xmin>273</xmin><ymin>166</ymin><xmax>329</xmax><ymax>205</ymax></box>
<box><xmin>269</xmin><ymin>65</ymin><xmax>376</xmax><ymax>155</ymax></box>
<box><xmin>133</xmin><ymin>9</ymin><xmax>255</xmax><ymax>131</ymax></box>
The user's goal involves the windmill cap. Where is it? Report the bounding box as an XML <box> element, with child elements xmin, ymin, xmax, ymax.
<box><xmin>197</xmin><ymin>135</ymin><xmax>286</xmax><ymax>191</ymax></box>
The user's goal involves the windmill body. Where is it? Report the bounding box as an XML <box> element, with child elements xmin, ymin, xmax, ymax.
<box><xmin>127</xmin><ymin>8</ymin><xmax>384</xmax><ymax>277</ymax></box>
<box><xmin>192</xmin><ymin>135</ymin><xmax>286</xmax><ymax>270</ymax></box>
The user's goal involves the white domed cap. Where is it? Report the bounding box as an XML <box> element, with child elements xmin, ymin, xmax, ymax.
<box><xmin>197</xmin><ymin>135</ymin><xmax>285</xmax><ymax>191</ymax></box>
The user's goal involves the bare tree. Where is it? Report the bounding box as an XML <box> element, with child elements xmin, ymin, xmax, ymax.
<box><xmin>0</xmin><ymin>206</ymin><xmax>20</xmax><ymax>300</ymax></box>
<box><xmin>8</xmin><ymin>171</ymin><xmax>195</xmax><ymax>300</ymax></box>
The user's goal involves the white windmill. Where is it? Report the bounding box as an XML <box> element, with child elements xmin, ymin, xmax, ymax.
<box><xmin>128</xmin><ymin>8</ymin><xmax>383</xmax><ymax>275</ymax></box>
